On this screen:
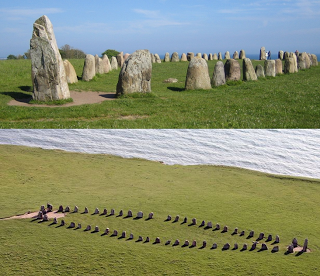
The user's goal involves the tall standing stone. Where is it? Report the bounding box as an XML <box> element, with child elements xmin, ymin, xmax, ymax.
<box><xmin>298</xmin><ymin>52</ymin><xmax>311</xmax><ymax>70</ymax></box>
<box><xmin>116</xmin><ymin>49</ymin><xmax>152</xmax><ymax>96</ymax></box>
<box><xmin>264</xmin><ymin>60</ymin><xmax>276</xmax><ymax>77</ymax></box>
<box><xmin>164</xmin><ymin>52</ymin><xmax>170</xmax><ymax>62</ymax></box>
<box><xmin>260</xmin><ymin>47</ymin><xmax>266</xmax><ymax>60</ymax></box>
<box><xmin>82</xmin><ymin>54</ymin><xmax>96</xmax><ymax>81</ymax></box>
<box><xmin>211</xmin><ymin>61</ymin><xmax>226</xmax><ymax>87</ymax></box>
<box><xmin>310</xmin><ymin>54</ymin><xmax>318</xmax><ymax>66</ymax></box>
<box><xmin>224</xmin><ymin>59</ymin><xmax>241</xmax><ymax>81</ymax></box>
<box><xmin>233</xmin><ymin>51</ymin><xmax>239</xmax><ymax>59</ymax></box>
<box><xmin>95</xmin><ymin>54</ymin><xmax>104</xmax><ymax>74</ymax></box>
<box><xmin>181</xmin><ymin>53</ymin><xmax>188</xmax><ymax>61</ymax></box>
<box><xmin>243</xmin><ymin>58</ymin><xmax>257</xmax><ymax>81</ymax></box>
<box><xmin>255</xmin><ymin>64</ymin><xmax>265</xmax><ymax>78</ymax></box>
<box><xmin>213</xmin><ymin>53</ymin><xmax>218</xmax><ymax>60</ymax></box>
<box><xmin>239</xmin><ymin>50</ymin><xmax>246</xmax><ymax>59</ymax></box>
<box><xmin>154</xmin><ymin>54</ymin><xmax>162</xmax><ymax>63</ymax></box>
<box><xmin>208</xmin><ymin>53</ymin><xmax>213</xmax><ymax>60</ymax></box>
<box><xmin>187</xmin><ymin>52</ymin><xmax>194</xmax><ymax>61</ymax></box>
<box><xmin>110</xmin><ymin>56</ymin><xmax>118</xmax><ymax>70</ymax></box>
<box><xmin>202</xmin><ymin>53</ymin><xmax>208</xmax><ymax>60</ymax></box>
<box><xmin>117</xmin><ymin>52</ymin><xmax>124</xmax><ymax>68</ymax></box>
<box><xmin>289</xmin><ymin>52</ymin><xmax>298</xmax><ymax>72</ymax></box>
<box><xmin>101</xmin><ymin>54</ymin><xmax>111</xmax><ymax>73</ymax></box>
<box><xmin>185</xmin><ymin>58</ymin><xmax>211</xmax><ymax>90</ymax></box>
<box><xmin>171</xmin><ymin>52</ymin><xmax>179</xmax><ymax>62</ymax></box>
<box><xmin>63</xmin><ymin>60</ymin><xmax>78</xmax><ymax>84</ymax></box>
<box><xmin>275</xmin><ymin>59</ymin><xmax>283</xmax><ymax>75</ymax></box>
<box><xmin>30</xmin><ymin>15</ymin><xmax>70</xmax><ymax>101</ymax></box>
<box><xmin>225</xmin><ymin>51</ymin><xmax>230</xmax><ymax>60</ymax></box>
<box><xmin>278</xmin><ymin>50</ymin><xmax>284</xmax><ymax>60</ymax></box>
<box><xmin>196</xmin><ymin>53</ymin><xmax>202</xmax><ymax>58</ymax></box>
<box><xmin>218</xmin><ymin>52</ymin><xmax>222</xmax><ymax>60</ymax></box>
<box><xmin>123</xmin><ymin>53</ymin><xmax>130</xmax><ymax>61</ymax></box>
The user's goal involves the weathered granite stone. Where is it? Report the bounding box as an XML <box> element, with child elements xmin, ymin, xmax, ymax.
<box><xmin>242</xmin><ymin>244</ymin><xmax>248</xmax><ymax>250</ymax></box>
<box><xmin>151</xmin><ymin>53</ymin><xmax>155</xmax><ymax>63</ymax></box>
<box><xmin>174</xmin><ymin>239</ymin><xmax>180</xmax><ymax>246</ymax></box>
<box><xmin>218</xmin><ymin>52</ymin><xmax>222</xmax><ymax>60</ymax></box>
<box><xmin>82</xmin><ymin>54</ymin><xmax>96</xmax><ymax>81</ymax></box>
<box><xmin>284</xmin><ymin>51</ymin><xmax>290</xmax><ymax>59</ymax></box>
<box><xmin>183</xmin><ymin>217</ymin><xmax>187</xmax><ymax>224</ymax></box>
<box><xmin>148</xmin><ymin>212</ymin><xmax>154</xmax><ymax>219</ymax></box>
<box><xmin>202</xmin><ymin>53</ymin><xmax>208</xmax><ymax>60</ymax></box>
<box><xmin>298</xmin><ymin>52</ymin><xmax>311</xmax><ymax>69</ymax></box>
<box><xmin>233</xmin><ymin>228</ymin><xmax>238</xmax><ymax>234</ymax></box>
<box><xmin>53</xmin><ymin>217</ymin><xmax>58</xmax><ymax>224</ymax></box>
<box><xmin>145</xmin><ymin>237</ymin><xmax>150</xmax><ymax>243</ymax></box>
<box><xmin>110</xmin><ymin>56</ymin><xmax>118</xmax><ymax>70</ymax></box>
<box><xmin>264</xmin><ymin>60</ymin><xmax>276</xmax><ymax>77</ymax></box>
<box><xmin>137</xmin><ymin>211</ymin><xmax>143</xmax><ymax>218</ymax></box>
<box><xmin>278</xmin><ymin>50</ymin><xmax>284</xmax><ymax>60</ymax></box>
<box><xmin>184</xmin><ymin>240</ymin><xmax>190</xmax><ymax>246</ymax></box>
<box><xmin>196</xmin><ymin>53</ymin><xmax>202</xmax><ymax>58</ymax></box>
<box><xmin>123</xmin><ymin>53</ymin><xmax>130</xmax><ymax>61</ymax></box>
<box><xmin>224</xmin><ymin>59</ymin><xmax>241</xmax><ymax>81</ymax></box>
<box><xmin>69</xmin><ymin>222</ymin><xmax>75</xmax><ymax>228</ymax></box>
<box><xmin>121</xmin><ymin>231</ymin><xmax>126</xmax><ymax>238</ymax></box>
<box><xmin>129</xmin><ymin>233</ymin><xmax>134</xmax><ymax>239</ymax></box>
<box><xmin>47</xmin><ymin>203</ymin><xmax>53</xmax><ymax>212</ymax></box>
<box><xmin>65</xmin><ymin>206</ymin><xmax>70</xmax><ymax>212</ymax></box>
<box><xmin>110</xmin><ymin>209</ymin><xmax>115</xmax><ymax>215</ymax></box>
<box><xmin>104</xmin><ymin>228</ymin><xmax>109</xmax><ymax>235</ymax></box>
<box><xmin>85</xmin><ymin>225</ymin><xmax>91</xmax><ymax>231</ymax></box>
<box><xmin>202</xmin><ymin>241</ymin><xmax>207</xmax><ymax>248</ymax></box>
<box><xmin>73</xmin><ymin>206</ymin><xmax>78</xmax><ymax>213</ymax></box>
<box><xmin>191</xmin><ymin>218</ymin><xmax>197</xmax><ymax>225</ymax></box>
<box><xmin>239</xmin><ymin>50</ymin><xmax>246</xmax><ymax>59</ymax></box>
<box><xmin>95</xmin><ymin>54</ymin><xmax>104</xmax><ymax>74</ymax></box>
<box><xmin>275</xmin><ymin>59</ymin><xmax>283</xmax><ymax>75</ymax></box>
<box><xmin>113</xmin><ymin>230</ymin><xmax>118</xmax><ymax>236</ymax></box>
<box><xmin>30</xmin><ymin>15</ymin><xmax>70</xmax><ymax>101</ymax></box>
<box><xmin>207</xmin><ymin>221</ymin><xmax>213</xmax><ymax>228</ymax></box>
<box><xmin>243</xmin><ymin>58</ymin><xmax>257</xmax><ymax>81</ymax></box>
<box><xmin>119</xmin><ymin>210</ymin><xmax>123</xmax><ymax>216</ymax></box>
<box><xmin>200</xmin><ymin>220</ymin><xmax>205</xmax><ymax>227</ymax></box>
<box><xmin>171</xmin><ymin>52</ymin><xmax>179</xmax><ymax>62</ymax></box>
<box><xmin>101</xmin><ymin>54</ymin><xmax>111</xmax><ymax>73</ymax></box>
<box><xmin>77</xmin><ymin>223</ymin><xmax>81</xmax><ymax>229</ymax></box>
<box><xmin>185</xmin><ymin>58</ymin><xmax>211</xmax><ymax>90</ymax></box>
<box><xmin>310</xmin><ymin>54</ymin><xmax>318</xmax><ymax>66</ymax></box>
<box><xmin>116</xmin><ymin>49</ymin><xmax>152</xmax><ymax>96</ymax></box>
<box><xmin>208</xmin><ymin>53</ymin><xmax>213</xmax><ymax>60</ymax></box>
<box><xmin>213</xmin><ymin>53</ymin><xmax>218</xmax><ymax>60</ymax></box>
<box><xmin>250</xmin><ymin>242</ymin><xmax>257</xmax><ymax>251</ymax></box>
<box><xmin>174</xmin><ymin>215</ymin><xmax>179</xmax><ymax>222</ymax></box>
<box><xmin>187</xmin><ymin>52</ymin><xmax>194</xmax><ymax>61</ymax></box>
<box><xmin>284</xmin><ymin>58</ymin><xmax>295</xmax><ymax>74</ymax></box>
<box><xmin>211</xmin><ymin>243</ymin><xmax>217</xmax><ymax>249</ymax></box>
<box><xmin>164</xmin><ymin>52</ymin><xmax>170</xmax><ymax>62</ymax></box>
<box><xmin>165</xmin><ymin>240</ymin><xmax>171</xmax><ymax>245</ymax></box>
<box><xmin>216</xmin><ymin>223</ymin><xmax>220</xmax><ymax>230</ymax></box>
<box><xmin>84</xmin><ymin>207</ymin><xmax>89</xmax><ymax>214</ymax></box>
<box><xmin>258</xmin><ymin>232</ymin><xmax>265</xmax><ymax>240</ymax></box>
<box><xmin>192</xmin><ymin>240</ymin><xmax>197</xmax><ymax>247</ymax></box>
<box><xmin>43</xmin><ymin>214</ymin><xmax>48</xmax><ymax>221</ymax></box>
<box><xmin>60</xmin><ymin>219</ymin><xmax>65</xmax><ymax>226</ymax></box>
<box><xmin>138</xmin><ymin>236</ymin><xmax>143</xmax><ymax>242</ymax></box>
<box><xmin>94</xmin><ymin>208</ymin><xmax>99</xmax><ymax>214</ymax></box>
<box><xmin>255</xmin><ymin>64</ymin><xmax>265</xmax><ymax>78</ymax></box>
<box><xmin>167</xmin><ymin>215</ymin><xmax>172</xmax><ymax>221</ymax></box>
<box><xmin>233</xmin><ymin>51</ymin><xmax>239</xmax><ymax>59</ymax></box>
<box><xmin>127</xmin><ymin>210</ymin><xmax>133</xmax><ymax>217</ymax></box>
<box><xmin>181</xmin><ymin>53</ymin><xmax>187</xmax><ymax>61</ymax></box>
<box><xmin>272</xmin><ymin>245</ymin><xmax>279</xmax><ymax>252</ymax></box>
<box><xmin>225</xmin><ymin>51</ymin><xmax>230</xmax><ymax>60</ymax></box>
<box><xmin>292</xmin><ymin>238</ymin><xmax>298</xmax><ymax>247</ymax></box>
<box><xmin>261</xmin><ymin>243</ymin><xmax>268</xmax><ymax>251</ymax></box>
<box><xmin>40</xmin><ymin>205</ymin><xmax>45</xmax><ymax>212</ymax></box>
<box><xmin>287</xmin><ymin>244</ymin><xmax>294</xmax><ymax>253</ymax></box>
<box><xmin>275</xmin><ymin>235</ymin><xmax>280</xmax><ymax>243</ymax></box>
<box><xmin>303</xmin><ymin>239</ymin><xmax>308</xmax><ymax>252</ymax></box>
<box><xmin>117</xmin><ymin>52</ymin><xmax>124</xmax><ymax>68</ymax></box>
<box><xmin>223</xmin><ymin>226</ymin><xmax>228</xmax><ymax>232</ymax></box>
<box><xmin>155</xmin><ymin>237</ymin><xmax>160</xmax><ymax>244</ymax></box>
<box><xmin>102</xmin><ymin>208</ymin><xmax>107</xmax><ymax>215</ymax></box>
<box><xmin>240</xmin><ymin>230</ymin><xmax>245</xmax><ymax>236</ymax></box>
<box><xmin>234</xmin><ymin>243</ymin><xmax>238</xmax><ymax>250</ymax></box>
<box><xmin>154</xmin><ymin>54</ymin><xmax>162</xmax><ymax>63</ymax></box>
<box><xmin>223</xmin><ymin>243</ymin><xmax>230</xmax><ymax>250</ymax></box>
<box><xmin>249</xmin><ymin>230</ymin><xmax>254</xmax><ymax>238</ymax></box>
<box><xmin>211</xmin><ymin>61</ymin><xmax>226</xmax><ymax>87</ymax></box>
<box><xmin>63</xmin><ymin>60</ymin><xmax>78</xmax><ymax>84</ymax></box>
<box><xmin>260</xmin><ymin>47</ymin><xmax>266</xmax><ymax>60</ymax></box>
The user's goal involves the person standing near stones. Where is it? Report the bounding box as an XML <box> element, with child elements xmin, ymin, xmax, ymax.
<box><xmin>268</xmin><ymin>51</ymin><xmax>271</xmax><ymax>60</ymax></box>
<box><xmin>265</xmin><ymin>51</ymin><xmax>268</xmax><ymax>60</ymax></box>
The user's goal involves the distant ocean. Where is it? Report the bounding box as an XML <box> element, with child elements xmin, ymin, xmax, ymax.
<box><xmin>0</xmin><ymin>129</ymin><xmax>319</xmax><ymax>180</ymax></box>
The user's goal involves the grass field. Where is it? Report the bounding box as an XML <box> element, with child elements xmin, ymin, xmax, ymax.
<box><xmin>0</xmin><ymin>58</ymin><xmax>319</xmax><ymax>128</ymax></box>
<box><xmin>0</xmin><ymin>145</ymin><xmax>320</xmax><ymax>275</ymax></box>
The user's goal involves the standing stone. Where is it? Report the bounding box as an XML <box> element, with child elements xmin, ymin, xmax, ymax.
<box><xmin>249</xmin><ymin>230</ymin><xmax>254</xmax><ymax>238</ymax></box>
<box><xmin>224</xmin><ymin>51</ymin><xmax>230</xmax><ymax>60</ymax></box>
<box><xmin>211</xmin><ymin>243</ymin><xmax>217</xmax><ymax>249</ymax></box>
<box><xmin>243</xmin><ymin>58</ymin><xmax>257</xmax><ymax>81</ymax></box>
<box><xmin>85</xmin><ymin>225</ymin><xmax>91</xmax><ymax>231</ymax></box>
<box><xmin>60</xmin><ymin>220</ymin><xmax>65</xmax><ymax>226</ymax></box>
<box><xmin>284</xmin><ymin>58</ymin><xmax>295</xmax><ymax>74</ymax></box>
<box><xmin>275</xmin><ymin>235</ymin><xmax>280</xmax><ymax>243</ymax></box>
<box><xmin>183</xmin><ymin>217</ymin><xmax>188</xmax><ymax>224</ymax></box>
<box><xmin>233</xmin><ymin>51</ymin><xmax>239</xmax><ymax>59</ymax></box>
<box><xmin>233</xmin><ymin>228</ymin><xmax>238</xmax><ymax>234</ymax></box>
<box><xmin>211</xmin><ymin>61</ymin><xmax>226</xmax><ymax>87</ymax></box>
<box><xmin>164</xmin><ymin>52</ymin><xmax>170</xmax><ymax>62</ymax></box>
<box><xmin>200</xmin><ymin>220</ymin><xmax>205</xmax><ymax>227</ymax></box>
<box><xmin>223</xmin><ymin>243</ymin><xmax>230</xmax><ymax>250</ymax></box>
<box><xmin>129</xmin><ymin>233</ymin><xmax>134</xmax><ymax>240</ymax></box>
<box><xmin>233</xmin><ymin>243</ymin><xmax>238</xmax><ymax>250</ymax></box>
<box><xmin>174</xmin><ymin>215</ymin><xmax>179</xmax><ymax>222</ymax></box>
<box><xmin>258</xmin><ymin>232</ymin><xmax>265</xmax><ymax>240</ymax></box>
<box><xmin>191</xmin><ymin>218</ymin><xmax>197</xmax><ymax>225</ymax></box>
<box><xmin>250</xmin><ymin>242</ymin><xmax>257</xmax><ymax>251</ymax></box>
<box><xmin>202</xmin><ymin>241</ymin><xmax>207</xmax><ymax>248</ymax></box>
<box><xmin>287</xmin><ymin>245</ymin><xmax>294</xmax><ymax>253</ymax></box>
<box><xmin>63</xmin><ymin>60</ymin><xmax>78</xmax><ymax>84</ymax></box>
<box><xmin>104</xmin><ymin>228</ymin><xmax>110</xmax><ymax>235</ymax></box>
<box><xmin>275</xmin><ymin>59</ymin><xmax>283</xmax><ymax>75</ymax></box>
<box><xmin>113</xmin><ymin>230</ymin><xmax>118</xmax><ymax>236</ymax></box>
<box><xmin>242</xmin><ymin>244</ymin><xmax>248</xmax><ymax>251</ymax></box>
<box><xmin>154</xmin><ymin>54</ymin><xmax>162</xmax><ymax>63</ymax></box>
<box><xmin>151</xmin><ymin>53</ymin><xmax>155</xmax><ymax>63</ymax></box>
<box><xmin>77</xmin><ymin>223</ymin><xmax>81</xmax><ymax>229</ymax></box>
<box><xmin>261</xmin><ymin>244</ymin><xmax>268</xmax><ymax>251</ymax></box>
<box><xmin>218</xmin><ymin>52</ymin><xmax>222</xmax><ymax>60</ymax></box>
<box><xmin>289</xmin><ymin>52</ymin><xmax>298</xmax><ymax>72</ymax></box>
<box><xmin>65</xmin><ymin>206</ymin><xmax>70</xmax><ymax>212</ymax></box>
<box><xmin>278</xmin><ymin>50</ymin><xmax>284</xmax><ymax>60</ymax></box>
<box><xmin>223</xmin><ymin>226</ymin><xmax>228</xmax><ymax>232</ymax></box>
<box><xmin>116</xmin><ymin>49</ymin><xmax>152</xmax><ymax>96</ymax></box>
<box><xmin>196</xmin><ymin>53</ymin><xmax>202</xmax><ymax>58</ymax></box>
<box><xmin>224</xmin><ymin>59</ymin><xmax>241</xmax><ymax>81</ymax></box>
<box><xmin>207</xmin><ymin>221</ymin><xmax>213</xmax><ymax>228</ymax></box>
<box><xmin>264</xmin><ymin>60</ymin><xmax>276</xmax><ymax>77</ymax></box>
<box><xmin>102</xmin><ymin>208</ymin><xmax>107</xmax><ymax>215</ymax></box>
<box><xmin>298</xmin><ymin>52</ymin><xmax>311</xmax><ymax>70</ymax></box>
<box><xmin>47</xmin><ymin>203</ymin><xmax>53</xmax><ymax>212</ymax></box>
<box><xmin>174</xmin><ymin>239</ymin><xmax>180</xmax><ymax>246</ymax></box>
<box><xmin>84</xmin><ymin>207</ymin><xmax>89</xmax><ymax>214</ymax></box>
<box><xmin>260</xmin><ymin>47</ymin><xmax>266</xmax><ymax>60</ymax></box>
<box><xmin>43</xmin><ymin>214</ymin><xmax>48</xmax><ymax>221</ymax></box>
<box><xmin>208</xmin><ymin>53</ymin><xmax>213</xmax><ymax>60</ymax></box>
<box><xmin>94</xmin><ymin>208</ymin><xmax>99</xmax><ymax>214</ymax></box>
<box><xmin>53</xmin><ymin>217</ymin><xmax>58</xmax><ymax>224</ymax></box>
<box><xmin>40</xmin><ymin>205</ymin><xmax>45</xmax><ymax>212</ymax></box>
<box><xmin>95</xmin><ymin>54</ymin><xmax>104</xmax><ymax>74</ymax></box>
<box><xmin>155</xmin><ymin>237</ymin><xmax>160</xmax><ymax>244</ymax></box>
<box><xmin>292</xmin><ymin>238</ymin><xmax>298</xmax><ymax>247</ymax></box>
<box><xmin>117</xmin><ymin>52</ymin><xmax>124</xmax><ymax>68</ymax></box>
<box><xmin>148</xmin><ymin>212</ymin><xmax>154</xmax><ymax>219</ymax></box>
<box><xmin>187</xmin><ymin>52</ymin><xmax>194</xmax><ymax>61</ymax></box>
<box><xmin>101</xmin><ymin>54</ymin><xmax>111</xmax><ymax>73</ymax></box>
<box><xmin>240</xmin><ymin>230</ymin><xmax>245</xmax><ymax>236</ymax></box>
<box><xmin>192</xmin><ymin>240</ymin><xmax>197</xmax><ymax>247</ymax></box>
<box><xmin>272</xmin><ymin>246</ymin><xmax>279</xmax><ymax>252</ymax></box>
<box><xmin>121</xmin><ymin>231</ymin><xmax>126</xmax><ymax>238</ymax></box>
<box><xmin>181</xmin><ymin>53</ymin><xmax>187</xmax><ymax>61</ymax></box>
<box><xmin>255</xmin><ymin>64</ymin><xmax>265</xmax><ymax>78</ymax></box>
<box><xmin>185</xmin><ymin>58</ymin><xmax>211</xmax><ymax>90</ymax></box>
<box><xmin>30</xmin><ymin>15</ymin><xmax>70</xmax><ymax>101</ymax></box>
<box><xmin>73</xmin><ymin>206</ymin><xmax>79</xmax><ymax>213</ymax></box>
<box><xmin>166</xmin><ymin>215</ymin><xmax>172</xmax><ymax>221</ymax></box>
<box><xmin>123</xmin><ymin>53</ymin><xmax>130</xmax><ymax>61</ymax></box>
<box><xmin>82</xmin><ymin>54</ymin><xmax>96</xmax><ymax>81</ymax></box>
<box><xmin>127</xmin><ymin>210</ymin><xmax>133</xmax><ymax>217</ymax></box>
<box><xmin>138</xmin><ymin>236</ymin><xmax>143</xmax><ymax>242</ymax></box>
<box><xmin>202</xmin><ymin>53</ymin><xmax>208</xmax><ymax>60</ymax></box>
<box><xmin>239</xmin><ymin>50</ymin><xmax>246</xmax><ymax>59</ymax></box>
<box><xmin>284</xmin><ymin>51</ymin><xmax>290</xmax><ymax>59</ymax></box>
<box><xmin>119</xmin><ymin>210</ymin><xmax>123</xmax><ymax>216</ymax></box>
<box><xmin>171</xmin><ymin>52</ymin><xmax>179</xmax><ymax>62</ymax></box>
<box><xmin>213</xmin><ymin>53</ymin><xmax>218</xmax><ymax>60</ymax></box>
<box><xmin>184</xmin><ymin>240</ymin><xmax>190</xmax><ymax>246</ymax></box>
<box><xmin>303</xmin><ymin>239</ymin><xmax>308</xmax><ymax>252</ymax></box>
<box><xmin>216</xmin><ymin>223</ymin><xmax>220</xmax><ymax>230</ymax></box>
<box><xmin>110</xmin><ymin>56</ymin><xmax>118</xmax><ymax>70</ymax></box>
<box><xmin>69</xmin><ymin>222</ymin><xmax>75</xmax><ymax>228</ymax></box>
<box><xmin>266</xmin><ymin>234</ymin><xmax>272</xmax><ymax>242</ymax></box>
<box><xmin>310</xmin><ymin>54</ymin><xmax>318</xmax><ymax>66</ymax></box>
<box><xmin>137</xmin><ymin>211</ymin><xmax>143</xmax><ymax>218</ymax></box>
<box><xmin>110</xmin><ymin>209</ymin><xmax>115</xmax><ymax>215</ymax></box>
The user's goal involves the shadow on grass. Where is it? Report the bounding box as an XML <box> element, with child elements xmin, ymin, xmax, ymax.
<box><xmin>167</xmin><ymin>86</ymin><xmax>185</xmax><ymax>92</ymax></box>
<box><xmin>99</xmin><ymin>93</ymin><xmax>116</xmax><ymax>99</ymax></box>
<box><xmin>19</xmin><ymin>85</ymin><xmax>32</xmax><ymax>92</ymax></box>
<box><xmin>1</xmin><ymin>91</ymin><xmax>32</xmax><ymax>103</ymax></box>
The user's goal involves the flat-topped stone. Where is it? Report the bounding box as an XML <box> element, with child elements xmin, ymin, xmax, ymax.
<box><xmin>185</xmin><ymin>58</ymin><xmax>211</xmax><ymax>90</ymax></box>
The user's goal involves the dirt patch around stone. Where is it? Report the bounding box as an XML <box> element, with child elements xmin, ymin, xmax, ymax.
<box><xmin>7</xmin><ymin>91</ymin><xmax>116</xmax><ymax>108</ymax></box>
<box><xmin>0</xmin><ymin>210</ymin><xmax>65</xmax><ymax>220</ymax></box>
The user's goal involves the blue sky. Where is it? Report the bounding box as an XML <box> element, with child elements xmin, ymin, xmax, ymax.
<box><xmin>0</xmin><ymin>0</ymin><xmax>320</xmax><ymax>58</ymax></box>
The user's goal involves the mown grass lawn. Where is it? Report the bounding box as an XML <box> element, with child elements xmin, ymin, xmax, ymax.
<box><xmin>0</xmin><ymin>145</ymin><xmax>320</xmax><ymax>275</ymax></box>
<box><xmin>0</xmin><ymin>59</ymin><xmax>319</xmax><ymax>128</ymax></box>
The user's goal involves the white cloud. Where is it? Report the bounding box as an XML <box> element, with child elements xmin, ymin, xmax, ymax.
<box><xmin>0</xmin><ymin>8</ymin><xmax>64</xmax><ymax>20</ymax></box>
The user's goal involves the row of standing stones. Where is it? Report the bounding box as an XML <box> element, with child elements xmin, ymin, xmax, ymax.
<box><xmin>30</xmin><ymin>15</ymin><xmax>318</xmax><ymax>101</ymax></box>
<box><xmin>36</xmin><ymin>204</ymin><xmax>308</xmax><ymax>253</ymax></box>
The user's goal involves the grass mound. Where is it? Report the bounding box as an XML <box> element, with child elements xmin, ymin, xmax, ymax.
<box><xmin>0</xmin><ymin>145</ymin><xmax>319</xmax><ymax>275</ymax></box>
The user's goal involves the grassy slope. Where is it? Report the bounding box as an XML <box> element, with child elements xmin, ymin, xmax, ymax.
<box><xmin>0</xmin><ymin>59</ymin><xmax>319</xmax><ymax>128</ymax></box>
<box><xmin>0</xmin><ymin>145</ymin><xmax>320</xmax><ymax>275</ymax></box>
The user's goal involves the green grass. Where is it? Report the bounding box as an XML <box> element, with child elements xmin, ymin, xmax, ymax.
<box><xmin>0</xmin><ymin>145</ymin><xmax>320</xmax><ymax>275</ymax></box>
<box><xmin>0</xmin><ymin>59</ymin><xmax>319</xmax><ymax>128</ymax></box>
